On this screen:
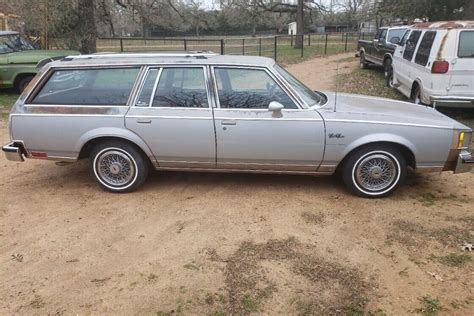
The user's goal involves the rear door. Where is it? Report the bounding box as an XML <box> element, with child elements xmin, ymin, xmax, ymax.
<box><xmin>125</xmin><ymin>66</ymin><xmax>216</xmax><ymax>169</ymax></box>
<box><xmin>449</xmin><ymin>30</ymin><xmax>474</xmax><ymax>99</ymax></box>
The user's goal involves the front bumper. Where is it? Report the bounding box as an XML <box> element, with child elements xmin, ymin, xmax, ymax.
<box><xmin>2</xmin><ymin>141</ymin><xmax>27</xmax><ymax>162</ymax></box>
<box><xmin>430</xmin><ymin>96</ymin><xmax>474</xmax><ymax>108</ymax></box>
<box><xmin>455</xmin><ymin>150</ymin><xmax>474</xmax><ymax>173</ymax></box>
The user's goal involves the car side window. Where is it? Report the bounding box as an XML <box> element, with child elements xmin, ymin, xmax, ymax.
<box><xmin>151</xmin><ymin>67</ymin><xmax>208</xmax><ymax>108</ymax></box>
<box><xmin>403</xmin><ymin>30</ymin><xmax>422</xmax><ymax>61</ymax></box>
<box><xmin>414</xmin><ymin>31</ymin><xmax>437</xmax><ymax>66</ymax></box>
<box><xmin>31</xmin><ymin>68</ymin><xmax>140</xmax><ymax>106</ymax></box>
<box><xmin>214</xmin><ymin>68</ymin><xmax>297</xmax><ymax>109</ymax></box>
<box><xmin>458</xmin><ymin>31</ymin><xmax>474</xmax><ymax>58</ymax></box>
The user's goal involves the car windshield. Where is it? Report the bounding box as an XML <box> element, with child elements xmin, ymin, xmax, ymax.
<box><xmin>273</xmin><ymin>64</ymin><xmax>325</xmax><ymax>107</ymax></box>
<box><xmin>0</xmin><ymin>34</ymin><xmax>35</xmax><ymax>54</ymax></box>
<box><xmin>387</xmin><ymin>28</ymin><xmax>407</xmax><ymax>44</ymax></box>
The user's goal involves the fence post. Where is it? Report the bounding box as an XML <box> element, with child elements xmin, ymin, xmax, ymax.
<box><xmin>242</xmin><ymin>39</ymin><xmax>245</xmax><ymax>55</ymax></box>
<box><xmin>362</xmin><ymin>32</ymin><xmax>365</xmax><ymax>40</ymax></box>
<box><xmin>308</xmin><ymin>33</ymin><xmax>311</xmax><ymax>46</ymax></box>
<box><xmin>220</xmin><ymin>39</ymin><xmax>224</xmax><ymax>55</ymax></box>
<box><xmin>259</xmin><ymin>38</ymin><xmax>262</xmax><ymax>56</ymax></box>
<box><xmin>274</xmin><ymin>36</ymin><xmax>277</xmax><ymax>61</ymax></box>
<box><xmin>300</xmin><ymin>35</ymin><xmax>304</xmax><ymax>58</ymax></box>
<box><xmin>184</xmin><ymin>39</ymin><xmax>187</xmax><ymax>51</ymax></box>
<box><xmin>120</xmin><ymin>38</ymin><xmax>123</xmax><ymax>52</ymax></box>
<box><xmin>344</xmin><ymin>33</ymin><xmax>348</xmax><ymax>52</ymax></box>
<box><xmin>324</xmin><ymin>33</ymin><xmax>328</xmax><ymax>54</ymax></box>
<box><xmin>291</xmin><ymin>30</ymin><xmax>293</xmax><ymax>47</ymax></box>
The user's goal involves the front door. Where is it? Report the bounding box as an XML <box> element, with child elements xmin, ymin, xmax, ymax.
<box><xmin>125</xmin><ymin>66</ymin><xmax>216</xmax><ymax>168</ymax></box>
<box><xmin>211</xmin><ymin>66</ymin><xmax>325</xmax><ymax>172</ymax></box>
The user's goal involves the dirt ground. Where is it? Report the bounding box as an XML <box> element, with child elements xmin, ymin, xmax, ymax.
<box><xmin>1</xmin><ymin>53</ymin><xmax>473</xmax><ymax>315</ymax></box>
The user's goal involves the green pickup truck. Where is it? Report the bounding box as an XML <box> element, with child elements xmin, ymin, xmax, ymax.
<box><xmin>0</xmin><ymin>31</ymin><xmax>79</xmax><ymax>92</ymax></box>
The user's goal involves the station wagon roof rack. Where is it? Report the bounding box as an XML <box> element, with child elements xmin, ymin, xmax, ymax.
<box><xmin>63</xmin><ymin>51</ymin><xmax>218</xmax><ymax>61</ymax></box>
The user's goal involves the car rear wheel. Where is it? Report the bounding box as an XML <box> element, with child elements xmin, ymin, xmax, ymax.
<box><xmin>90</xmin><ymin>141</ymin><xmax>149</xmax><ymax>193</ymax></box>
<box><xmin>342</xmin><ymin>145</ymin><xmax>406</xmax><ymax>198</ymax></box>
<box><xmin>360</xmin><ymin>52</ymin><xmax>369</xmax><ymax>69</ymax></box>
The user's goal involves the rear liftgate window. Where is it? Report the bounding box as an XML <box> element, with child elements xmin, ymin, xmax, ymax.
<box><xmin>31</xmin><ymin>68</ymin><xmax>140</xmax><ymax>106</ymax></box>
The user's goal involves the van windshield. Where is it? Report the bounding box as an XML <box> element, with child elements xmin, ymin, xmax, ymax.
<box><xmin>458</xmin><ymin>31</ymin><xmax>474</xmax><ymax>57</ymax></box>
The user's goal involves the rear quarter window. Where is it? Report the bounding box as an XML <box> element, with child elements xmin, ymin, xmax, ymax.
<box><xmin>458</xmin><ymin>31</ymin><xmax>474</xmax><ymax>58</ymax></box>
<box><xmin>414</xmin><ymin>31</ymin><xmax>437</xmax><ymax>66</ymax></box>
<box><xmin>31</xmin><ymin>68</ymin><xmax>140</xmax><ymax>106</ymax></box>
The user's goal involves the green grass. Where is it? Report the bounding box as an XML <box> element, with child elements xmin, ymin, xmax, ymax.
<box><xmin>438</xmin><ymin>253</ymin><xmax>471</xmax><ymax>267</ymax></box>
<box><xmin>415</xmin><ymin>296</ymin><xmax>441</xmax><ymax>316</ymax></box>
<box><xmin>0</xmin><ymin>90</ymin><xmax>18</xmax><ymax>120</ymax></box>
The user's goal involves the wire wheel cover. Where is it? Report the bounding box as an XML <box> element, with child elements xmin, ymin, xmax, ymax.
<box><xmin>355</xmin><ymin>154</ymin><xmax>397</xmax><ymax>192</ymax></box>
<box><xmin>97</xmin><ymin>150</ymin><xmax>135</xmax><ymax>186</ymax></box>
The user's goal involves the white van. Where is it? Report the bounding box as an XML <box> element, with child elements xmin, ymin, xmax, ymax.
<box><xmin>391</xmin><ymin>21</ymin><xmax>474</xmax><ymax>108</ymax></box>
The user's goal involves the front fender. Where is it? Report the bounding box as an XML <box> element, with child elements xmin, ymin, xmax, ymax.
<box><xmin>341</xmin><ymin>132</ymin><xmax>418</xmax><ymax>162</ymax></box>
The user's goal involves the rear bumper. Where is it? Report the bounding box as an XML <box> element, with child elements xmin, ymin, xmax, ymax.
<box><xmin>455</xmin><ymin>150</ymin><xmax>474</xmax><ymax>173</ymax></box>
<box><xmin>430</xmin><ymin>96</ymin><xmax>474</xmax><ymax>108</ymax></box>
<box><xmin>2</xmin><ymin>141</ymin><xmax>27</xmax><ymax>162</ymax></box>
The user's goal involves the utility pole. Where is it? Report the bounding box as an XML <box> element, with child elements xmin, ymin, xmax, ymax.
<box><xmin>295</xmin><ymin>0</ymin><xmax>304</xmax><ymax>49</ymax></box>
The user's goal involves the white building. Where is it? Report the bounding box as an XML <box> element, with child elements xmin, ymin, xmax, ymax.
<box><xmin>288</xmin><ymin>22</ymin><xmax>297</xmax><ymax>35</ymax></box>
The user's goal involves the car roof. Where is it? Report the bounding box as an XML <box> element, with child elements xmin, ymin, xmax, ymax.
<box><xmin>51</xmin><ymin>52</ymin><xmax>276</xmax><ymax>68</ymax></box>
<box><xmin>412</xmin><ymin>21</ymin><xmax>474</xmax><ymax>29</ymax></box>
<box><xmin>0</xmin><ymin>30</ymin><xmax>19</xmax><ymax>36</ymax></box>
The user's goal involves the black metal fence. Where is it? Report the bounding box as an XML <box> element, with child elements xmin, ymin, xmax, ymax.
<box><xmin>50</xmin><ymin>32</ymin><xmax>375</xmax><ymax>63</ymax></box>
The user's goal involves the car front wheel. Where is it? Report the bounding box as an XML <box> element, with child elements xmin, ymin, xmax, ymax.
<box><xmin>342</xmin><ymin>145</ymin><xmax>406</xmax><ymax>198</ymax></box>
<box><xmin>90</xmin><ymin>141</ymin><xmax>149</xmax><ymax>193</ymax></box>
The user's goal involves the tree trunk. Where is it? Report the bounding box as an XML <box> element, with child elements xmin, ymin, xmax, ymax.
<box><xmin>295</xmin><ymin>0</ymin><xmax>304</xmax><ymax>49</ymax></box>
<box><xmin>79</xmin><ymin>0</ymin><xmax>96</xmax><ymax>54</ymax></box>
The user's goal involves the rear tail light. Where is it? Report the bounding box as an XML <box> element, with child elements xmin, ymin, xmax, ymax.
<box><xmin>431</xmin><ymin>60</ymin><xmax>449</xmax><ymax>73</ymax></box>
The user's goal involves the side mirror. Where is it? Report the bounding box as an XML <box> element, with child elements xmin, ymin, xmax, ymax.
<box><xmin>390</xmin><ymin>36</ymin><xmax>400</xmax><ymax>45</ymax></box>
<box><xmin>268</xmin><ymin>101</ymin><xmax>284</xmax><ymax>112</ymax></box>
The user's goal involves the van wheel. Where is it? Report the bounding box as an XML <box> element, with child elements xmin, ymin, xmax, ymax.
<box><xmin>90</xmin><ymin>141</ymin><xmax>149</xmax><ymax>193</ymax></box>
<box><xmin>17</xmin><ymin>76</ymin><xmax>34</xmax><ymax>93</ymax></box>
<box><xmin>386</xmin><ymin>71</ymin><xmax>394</xmax><ymax>88</ymax></box>
<box><xmin>383</xmin><ymin>59</ymin><xmax>392</xmax><ymax>79</ymax></box>
<box><xmin>360</xmin><ymin>52</ymin><xmax>369</xmax><ymax>69</ymax></box>
<box><xmin>410</xmin><ymin>85</ymin><xmax>422</xmax><ymax>104</ymax></box>
<box><xmin>342</xmin><ymin>145</ymin><xmax>406</xmax><ymax>198</ymax></box>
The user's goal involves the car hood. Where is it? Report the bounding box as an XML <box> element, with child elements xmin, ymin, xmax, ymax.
<box><xmin>0</xmin><ymin>50</ymin><xmax>79</xmax><ymax>65</ymax></box>
<box><xmin>319</xmin><ymin>92</ymin><xmax>470</xmax><ymax>130</ymax></box>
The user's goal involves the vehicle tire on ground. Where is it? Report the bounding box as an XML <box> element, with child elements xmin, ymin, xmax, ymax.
<box><xmin>16</xmin><ymin>76</ymin><xmax>34</xmax><ymax>93</ymax></box>
<box><xmin>386</xmin><ymin>70</ymin><xmax>395</xmax><ymax>88</ymax></box>
<box><xmin>410</xmin><ymin>84</ymin><xmax>422</xmax><ymax>104</ymax></box>
<box><xmin>383</xmin><ymin>58</ymin><xmax>392</xmax><ymax>79</ymax></box>
<box><xmin>360</xmin><ymin>52</ymin><xmax>369</xmax><ymax>69</ymax></box>
<box><xmin>342</xmin><ymin>144</ymin><xmax>406</xmax><ymax>198</ymax></box>
<box><xmin>89</xmin><ymin>140</ymin><xmax>149</xmax><ymax>193</ymax></box>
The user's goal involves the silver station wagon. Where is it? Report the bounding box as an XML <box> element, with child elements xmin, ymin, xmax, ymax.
<box><xmin>2</xmin><ymin>52</ymin><xmax>473</xmax><ymax>197</ymax></box>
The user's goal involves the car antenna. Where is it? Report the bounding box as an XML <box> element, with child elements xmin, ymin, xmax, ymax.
<box><xmin>334</xmin><ymin>60</ymin><xmax>339</xmax><ymax>112</ymax></box>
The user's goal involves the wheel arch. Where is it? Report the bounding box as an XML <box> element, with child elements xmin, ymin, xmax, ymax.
<box><xmin>336</xmin><ymin>138</ymin><xmax>416</xmax><ymax>173</ymax></box>
<box><xmin>76</xmin><ymin>128</ymin><xmax>155</xmax><ymax>165</ymax></box>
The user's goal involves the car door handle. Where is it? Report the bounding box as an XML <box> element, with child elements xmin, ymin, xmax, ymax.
<box><xmin>221</xmin><ymin>120</ymin><xmax>236</xmax><ymax>126</ymax></box>
<box><xmin>136</xmin><ymin>119</ymin><xmax>152</xmax><ymax>124</ymax></box>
